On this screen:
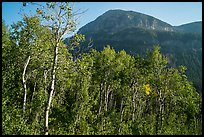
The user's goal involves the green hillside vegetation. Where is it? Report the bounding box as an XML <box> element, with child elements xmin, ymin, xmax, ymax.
<box><xmin>2</xmin><ymin>2</ymin><xmax>202</xmax><ymax>135</ymax></box>
<box><xmin>79</xmin><ymin>26</ymin><xmax>202</xmax><ymax>93</ymax></box>
<box><xmin>175</xmin><ymin>21</ymin><xmax>202</xmax><ymax>33</ymax></box>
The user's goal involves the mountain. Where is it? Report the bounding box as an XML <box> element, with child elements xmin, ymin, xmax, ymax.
<box><xmin>175</xmin><ymin>21</ymin><xmax>202</xmax><ymax>33</ymax></box>
<box><xmin>78</xmin><ymin>9</ymin><xmax>175</xmax><ymax>35</ymax></box>
<box><xmin>75</xmin><ymin>9</ymin><xmax>202</xmax><ymax>93</ymax></box>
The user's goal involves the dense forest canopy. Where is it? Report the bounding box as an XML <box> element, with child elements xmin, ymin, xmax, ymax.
<box><xmin>2</xmin><ymin>2</ymin><xmax>202</xmax><ymax>135</ymax></box>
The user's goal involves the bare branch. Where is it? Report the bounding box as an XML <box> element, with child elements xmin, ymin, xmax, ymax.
<box><xmin>72</xmin><ymin>8</ymin><xmax>88</xmax><ymax>17</ymax></box>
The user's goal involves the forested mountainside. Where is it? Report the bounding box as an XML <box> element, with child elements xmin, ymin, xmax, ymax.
<box><xmin>77</xmin><ymin>10</ymin><xmax>202</xmax><ymax>93</ymax></box>
<box><xmin>175</xmin><ymin>21</ymin><xmax>202</xmax><ymax>33</ymax></box>
<box><xmin>2</xmin><ymin>3</ymin><xmax>202</xmax><ymax>135</ymax></box>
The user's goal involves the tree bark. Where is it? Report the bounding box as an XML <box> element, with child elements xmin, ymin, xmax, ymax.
<box><xmin>118</xmin><ymin>98</ymin><xmax>124</xmax><ymax>134</ymax></box>
<box><xmin>105</xmin><ymin>85</ymin><xmax>111</xmax><ymax>112</ymax></box>
<box><xmin>160</xmin><ymin>92</ymin><xmax>165</xmax><ymax>133</ymax></box>
<box><xmin>109</xmin><ymin>90</ymin><xmax>113</xmax><ymax>110</ymax></box>
<box><xmin>22</xmin><ymin>56</ymin><xmax>31</xmax><ymax>113</ymax></box>
<box><xmin>155</xmin><ymin>89</ymin><xmax>162</xmax><ymax>134</ymax></box>
<box><xmin>45</xmin><ymin>43</ymin><xmax>59</xmax><ymax>135</ymax></box>
<box><xmin>44</xmin><ymin>69</ymin><xmax>50</xmax><ymax>95</ymax></box>
<box><xmin>99</xmin><ymin>83</ymin><xmax>103</xmax><ymax>114</ymax></box>
<box><xmin>132</xmin><ymin>88</ymin><xmax>137</xmax><ymax>121</ymax></box>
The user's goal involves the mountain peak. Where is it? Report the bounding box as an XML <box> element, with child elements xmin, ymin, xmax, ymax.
<box><xmin>78</xmin><ymin>9</ymin><xmax>175</xmax><ymax>34</ymax></box>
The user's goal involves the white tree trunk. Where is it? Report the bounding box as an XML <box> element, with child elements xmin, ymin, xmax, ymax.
<box><xmin>45</xmin><ymin>44</ymin><xmax>59</xmax><ymax>135</ymax></box>
<box><xmin>110</xmin><ymin>91</ymin><xmax>113</xmax><ymax>110</ymax></box>
<box><xmin>119</xmin><ymin>98</ymin><xmax>124</xmax><ymax>134</ymax></box>
<box><xmin>105</xmin><ymin>85</ymin><xmax>111</xmax><ymax>112</ymax></box>
<box><xmin>99</xmin><ymin>83</ymin><xmax>103</xmax><ymax>113</ymax></box>
<box><xmin>22</xmin><ymin>56</ymin><xmax>31</xmax><ymax>113</ymax></box>
<box><xmin>132</xmin><ymin>88</ymin><xmax>137</xmax><ymax>121</ymax></box>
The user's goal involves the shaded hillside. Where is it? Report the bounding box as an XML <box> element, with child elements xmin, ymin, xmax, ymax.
<box><xmin>175</xmin><ymin>21</ymin><xmax>202</xmax><ymax>33</ymax></box>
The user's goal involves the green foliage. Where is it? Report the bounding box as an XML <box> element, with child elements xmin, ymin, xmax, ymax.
<box><xmin>2</xmin><ymin>4</ymin><xmax>202</xmax><ymax>135</ymax></box>
<box><xmin>79</xmin><ymin>26</ymin><xmax>202</xmax><ymax>93</ymax></box>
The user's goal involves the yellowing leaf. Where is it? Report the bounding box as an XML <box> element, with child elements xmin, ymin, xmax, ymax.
<box><xmin>145</xmin><ymin>90</ymin><xmax>150</xmax><ymax>95</ymax></box>
<box><xmin>144</xmin><ymin>84</ymin><xmax>152</xmax><ymax>95</ymax></box>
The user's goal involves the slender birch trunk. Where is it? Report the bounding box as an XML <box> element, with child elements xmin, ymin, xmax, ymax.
<box><xmin>44</xmin><ymin>69</ymin><xmax>49</xmax><ymax>95</ymax></box>
<box><xmin>132</xmin><ymin>89</ymin><xmax>137</xmax><ymax>121</ymax></box>
<box><xmin>155</xmin><ymin>93</ymin><xmax>159</xmax><ymax>134</ymax></box>
<box><xmin>99</xmin><ymin>83</ymin><xmax>103</xmax><ymax>113</ymax></box>
<box><xmin>45</xmin><ymin>43</ymin><xmax>59</xmax><ymax>135</ymax></box>
<box><xmin>22</xmin><ymin>56</ymin><xmax>31</xmax><ymax>113</ymax></box>
<box><xmin>156</xmin><ymin>89</ymin><xmax>162</xmax><ymax>134</ymax></box>
<box><xmin>103</xmin><ymin>81</ymin><xmax>107</xmax><ymax>112</ymax></box>
<box><xmin>110</xmin><ymin>91</ymin><xmax>113</xmax><ymax>110</ymax></box>
<box><xmin>159</xmin><ymin>90</ymin><xmax>162</xmax><ymax>133</ymax></box>
<box><xmin>160</xmin><ymin>93</ymin><xmax>165</xmax><ymax>133</ymax></box>
<box><xmin>118</xmin><ymin>98</ymin><xmax>124</xmax><ymax>134</ymax></box>
<box><xmin>105</xmin><ymin>85</ymin><xmax>111</xmax><ymax>112</ymax></box>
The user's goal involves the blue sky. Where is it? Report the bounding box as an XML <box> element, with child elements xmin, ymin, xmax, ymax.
<box><xmin>2</xmin><ymin>2</ymin><xmax>202</xmax><ymax>33</ymax></box>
